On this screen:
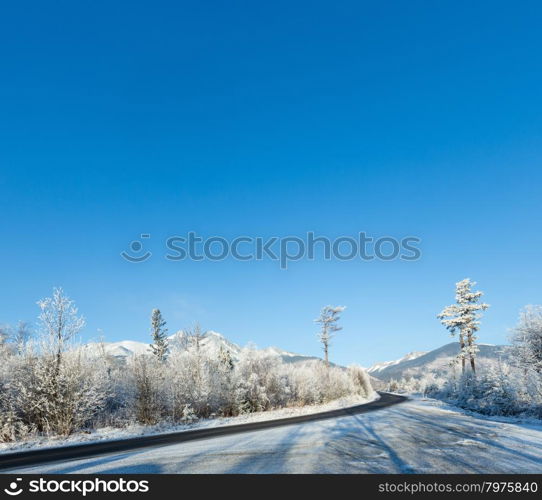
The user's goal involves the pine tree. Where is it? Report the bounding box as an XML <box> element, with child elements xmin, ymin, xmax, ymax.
<box><xmin>219</xmin><ymin>345</ymin><xmax>235</xmax><ymax>372</ymax></box>
<box><xmin>438</xmin><ymin>279</ymin><xmax>489</xmax><ymax>374</ymax></box>
<box><xmin>314</xmin><ymin>305</ymin><xmax>346</xmax><ymax>367</ymax></box>
<box><xmin>150</xmin><ymin>309</ymin><xmax>169</xmax><ymax>362</ymax></box>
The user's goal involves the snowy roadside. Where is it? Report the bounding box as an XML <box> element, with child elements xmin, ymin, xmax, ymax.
<box><xmin>0</xmin><ymin>392</ymin><xmax>379</xmax><ymax>455</ymax></box>
<box><xmin>399</xmin><ymin>393</ymin><xmax>542</xmax><ymax>426</ymax></box>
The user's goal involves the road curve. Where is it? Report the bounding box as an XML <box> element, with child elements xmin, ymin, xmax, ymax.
<box><xmin>0</xmin><ymin>392</ymin><xmax>406</xmax><ymax>471</ymax></box>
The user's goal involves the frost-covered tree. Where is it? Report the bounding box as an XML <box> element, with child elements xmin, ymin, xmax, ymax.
<box><xmin>510</xmin><ymin>305</ymin><xmax>542</xmax><ymax>374</ymax></box>
<box><xmin>315</xmin><ymin>305</ymin><xmax>346</xmax><ymax>367</ymax></box>
<box><xmin>0</xmin><ymin>325</ymin><xmax>10</xmax><ymax>343</ymax></box>
<box><xmin>219</xmin><ymin>345</ymin><xmax>235</xmax><ymax>372</ymax></box>
<box><xmin>437</xmin><ymin>279</ymin><xmax>489</xmax><ymax>374</ymax></box>
<box><xmin>13</xmin><ymin>351</ymin><xmax>108</xmax><ymax>436</ymax></box>
<box><xmin>131</xmin><ymin>355</ymin><xmax>165</xmax><ymax>424</ymax></box>
<box><xmin>0</xmin><ymin>290</ymin><xmax>108</xmax><ymax>438</ymax></box>
<box><xmin>185</xmin><ymin>322</ymin><xmax>206</xmax><ymax>351</ymax></box>
<box><xmin>37</xmin><ymin>288</ymin><xmax>85</xmax><ymax>370</ymax></box>
<box><xmin>216</xmin><ymin>346</ymin><xmax>236</xmax><ymax>415</ymax></box>
<box><xmin>0</xmin><ymin>326</ymin><xmax>10</xmax><ymax>358</ymax></box>
<box><xmin>150</xmin><ymin>309</ymin><xmax>169</xmax><ymax>362</ymax></box>
<box><xmin>0</xmin><ymin>321</ymin><xmax>31</xmax><ymax>356</ymax></box>
<box><xmin>14</xmin><ymin>321</ymin><xmax>31</xmax><ymax>352</ymax></box>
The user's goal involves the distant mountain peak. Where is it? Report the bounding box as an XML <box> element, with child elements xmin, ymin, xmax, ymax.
<box><xmin>368</xmin><ymin>342</ymin><xmax>511</xmax><ymax>381</ymax></box>
<box><xmin>368</xmin><ymin>351</ymin><xmax>427</xmax><ymax>374</ymax></box>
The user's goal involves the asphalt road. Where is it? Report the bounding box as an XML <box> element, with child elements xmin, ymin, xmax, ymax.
<box><xmin>0</xmin><ymin>393</ymin><xmax>406</xmax><ymax>472</ymax></box>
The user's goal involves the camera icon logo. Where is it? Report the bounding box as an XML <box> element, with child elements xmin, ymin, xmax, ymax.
<box><xmin>120</xmin><ymin>234</ymin><xmax>152</xmax><ymax>263</ymax></box>
<box><xmin>4</xmin><ymin>478</ymin><xmax>23</xmax><ymax>496</ymax></box>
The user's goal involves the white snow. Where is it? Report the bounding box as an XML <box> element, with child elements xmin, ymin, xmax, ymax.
<box><xmin>5</xmin><ymin>396</ymin><xmax>542</xmax><ymax>474</ymax></box>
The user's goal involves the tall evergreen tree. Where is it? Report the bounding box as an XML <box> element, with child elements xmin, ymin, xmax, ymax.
<box><xmin>438</xmin><ymin>278</ymin><xmax>489</xmax><ymax>374</ymax></box>
<box><xmin>150</xmin><ymin>308</ymin><xmax>169</xmax><ymax>362</ymax></box>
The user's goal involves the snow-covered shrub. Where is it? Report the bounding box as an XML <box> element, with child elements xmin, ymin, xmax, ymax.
<box><xmin>288</xmin><ymin>362</ymin><xmax>324</xmax><ymax>405</ymax></box>
<box><xmin>431</xmin><ymin>365</ymin><xmax>524</xmax><ymax>416</ymax></box>
<box><xmin>96</xmin><ymin>359</ymin><xmax>134</xmax><ymax>428</ymax></box>
<box><xmin>234</xmin><ymin>372</ymin><xmax>270</xmax><ymax>414</ymax></box>
<box><xmin>348</xmin><ymin>364</ymin><xmax>374</xmax><ymax>398</ymax></box>
<box><xmin>12</xmin><ymin>350</ymin><xmax>109</xmax><ymax>436</ymax></box>
<box><xmin>385</xmin><ymin>371</ymin><xmax>445</xmax><ymax>395</ymax></box>
<box><xmin>0</xmin><ymin>365</ymin><xmax>35</xmax><ymax>443</ymax></box>
<box><xmin>0</xmin><ymin>408</ymin><xmax>34</xmax><ymax>443</ymax></box>
<box><xmin>178</xmin><ymin>404</ymin><xmax>197</xmax><ymax>423</ymax></box>
<box><xmin>285</xmin><ymin>360</ymin><xmax>371</xmax><ymax>405</ymax></box>
<box><xmin>129</xmin><ymin>355</ymin><xmax>167</xmax><ymax>425</ymax></box>
<box><xmin>233</xmin><ymin>348</ymin><xmax>284</xmax><ymax>413</ymax></box>
<box><xmin>165</xmin><ymin>348</ymin><xmax>216</xmax><ymax>419</ymax></box>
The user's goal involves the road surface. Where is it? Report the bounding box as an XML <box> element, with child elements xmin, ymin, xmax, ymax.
<box><xmin>0</xmin><ymin>393</ymin><xmax>404</xmax><ymax>471</ymax></box>
<box><xmin>3</xmin><ymin>396</ymin><xmax>542</xmax><ymax>473</ymax></box>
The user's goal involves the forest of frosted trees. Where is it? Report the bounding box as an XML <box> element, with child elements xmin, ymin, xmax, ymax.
<box><xmin>0</xmin><ymin>289</ymin><xmax>373</xmax><ymax>443</ymax></box>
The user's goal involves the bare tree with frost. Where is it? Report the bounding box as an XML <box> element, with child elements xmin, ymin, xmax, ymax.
<box><xmin>8</xmin><ymin>288</ymin><xmax>108</xmax><ymax>436</ymax></box>
<box><xmin>186</xmin><ymin>322</ymin><xmax>206</xmax><ymax>351</ymax></box>
<box><xmin>510</xmin><ymin>305</ymin><xmax>542</xmax><ymax>374</ymax></box>
<box><xmin>37</xmin><ymin>287</ymin><xmax>85</xmax><ymax>370</ymax></box>
<box><xmin>315</xmin><ymin>305</ymin><xmax>346</xmax><ymax>367</ymax></box>
<box><xmin>14</xmin><ymin>321</ymin><xmax>31</xmax><ymax>353</ymax></box>
<box><xmin>438</xmin><ymin>278</ymin><xmax>489</xmax><ymax>374</ymax></box>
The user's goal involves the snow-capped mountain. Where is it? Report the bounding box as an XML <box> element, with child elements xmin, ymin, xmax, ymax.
<box><xmin>168</xmin><ymin>330</ymin><xmax>241</xmax><ymax>358</ymax></box>
<box><xmin>368</xmin><ymin>351</ymin><xmax>427</xmax><ymax>374</ymax></box>
<box><xmin>81</xmin><ymin>330</ymin><xmax>320</xmax><ymax>366</ymax></box>
<box><xmin>368</xmin><ymin>342</ymin><xmax>512</xmax><ymax>381</ymax></box>
<box><xmin>81</xmin><ymin>339</ymin><xmax>152</xmax><ymax>358</ymax></box>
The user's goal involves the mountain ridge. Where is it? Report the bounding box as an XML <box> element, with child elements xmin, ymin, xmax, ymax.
<box><xmin>80</xmin><ymin>330</ymin><xmax>324</xmax><ymax>366</ymax></box>
<box><xmin>368</xmin><ymin>342</ymin><xmax>512</xmax><ymax>381</ymax></box>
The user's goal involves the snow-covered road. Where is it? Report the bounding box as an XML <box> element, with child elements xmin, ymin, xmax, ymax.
<box><xmin>7</xmin><ymin>398</ymin><xmax>542</xmax><ymax>474</ymax></box>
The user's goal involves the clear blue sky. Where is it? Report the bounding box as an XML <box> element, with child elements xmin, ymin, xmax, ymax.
<box><xmin>1</xmin><ymin>1</ymin><xmax>541</xmax><ymax>366</ymax></box>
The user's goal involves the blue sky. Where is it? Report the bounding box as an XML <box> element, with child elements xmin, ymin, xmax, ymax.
<box><xmin>1</xmin><ymin>1</ymin><xmax>541</xmax><ymax>366</ymax></box>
